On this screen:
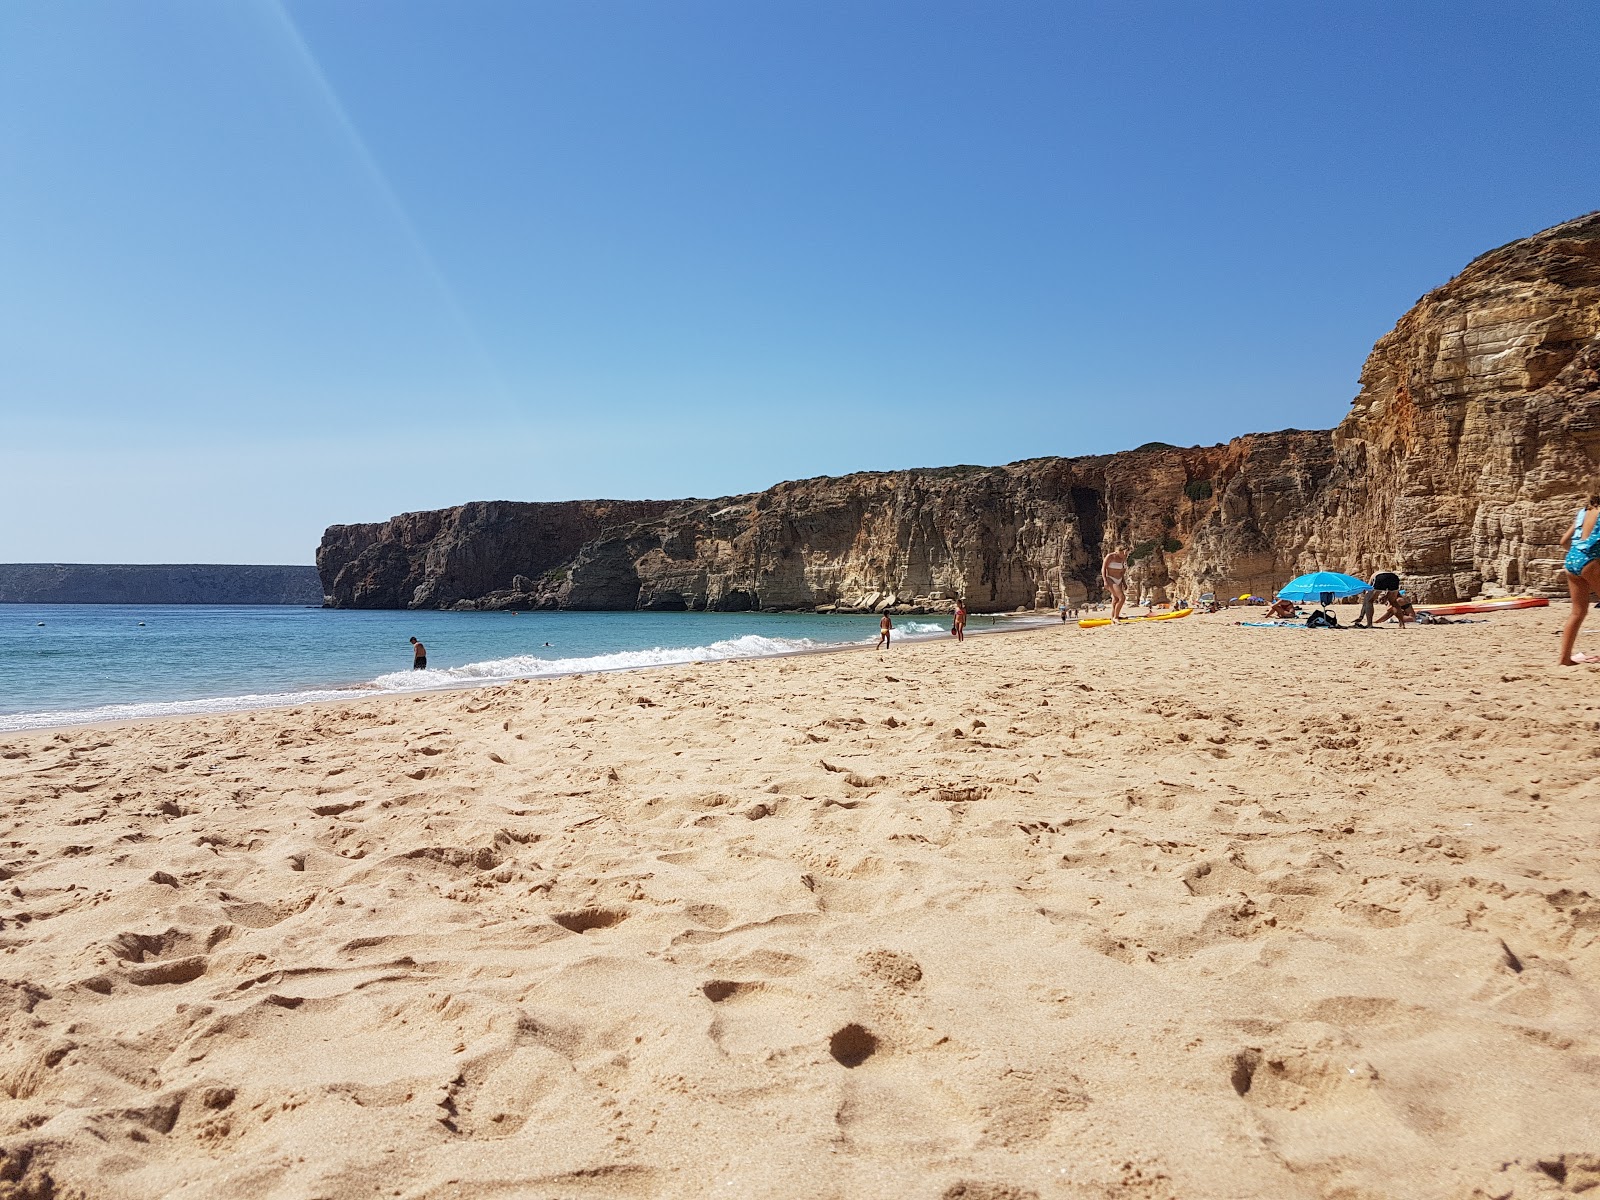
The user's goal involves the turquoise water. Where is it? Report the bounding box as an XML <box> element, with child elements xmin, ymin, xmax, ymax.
<box><xmin>0</xmin><ymin>605</ymin><xmax>964</xmax><ymax>731</ymax></box>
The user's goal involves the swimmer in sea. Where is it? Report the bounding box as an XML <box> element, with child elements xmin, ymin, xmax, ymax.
<box><xmin>1101</xmin><ymin>548</ymin><xmax>1129</xmax><ymax>623</ymax></box>
<box><xmin>1559</xmin><ymin>487</ymin><xmax>1600</xmax><ymax>665</ymax></box>
<box><xmin>410</xmin><ymin>636</ymin><xmax>427</xmax><ymax>670</ymax></box>
<box><xmin>877</xmin><ymin>613</ymin><xmax>893</xmax><ymax>651</ymax></box>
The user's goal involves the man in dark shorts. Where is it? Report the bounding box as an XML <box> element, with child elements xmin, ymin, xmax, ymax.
<box><xmin>410</xmin><ymin>637</ymin><xmax>427</xmax><ymax>670</ymax></box>
<box><xmin>1357</xmin><ymin>571</ymin><xmax>1400</xmax><ymax>628</ymax></box>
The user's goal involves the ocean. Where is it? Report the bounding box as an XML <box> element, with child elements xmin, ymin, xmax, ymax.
<box><xmin>0</xmin><ymin>605</ymin><xmax>986</xmax><ymax>732</ymax></box>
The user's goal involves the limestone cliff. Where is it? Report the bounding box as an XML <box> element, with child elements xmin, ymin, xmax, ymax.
<box><xmin>318</xmin><ymin>213</ymin><xmax>1600</xmax><ymax>611</ymax></box>
<box><xmin>317</xmin><ymin>500</ymin><xmax>677</xmax><ymax>610</ymax></box>
<box><xmin>1320</xmin><ymin>214</ymin><xmax>1600</xmax><ymax>598</ymax></box>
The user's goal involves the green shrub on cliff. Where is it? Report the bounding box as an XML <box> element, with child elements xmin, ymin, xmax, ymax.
<box><xmin>1184</xmin><ymin>480</ymin><xmax>1213</xmax><ymax>502</ymax></box>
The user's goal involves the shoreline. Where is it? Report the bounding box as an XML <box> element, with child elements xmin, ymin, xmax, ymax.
<box><xmin>0</xmin><ymin>611</ymin><xmax>1061</xmax><ymax>736</ymax></box>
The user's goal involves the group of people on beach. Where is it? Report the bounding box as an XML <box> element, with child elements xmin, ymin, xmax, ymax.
<box><xmin>878</xmin><ymin>598</ymin><xmax>966</xmax><ymax>651</ymax></box>
<box><xmin>404</xmin><ymin>489</ymin><xmax>1600</xmax><ymax>669</ymax></box>
<box><xmin>1090</xmin><ymin>486</ymin><xmax>1600</xmax><ymax>663</ymax></box>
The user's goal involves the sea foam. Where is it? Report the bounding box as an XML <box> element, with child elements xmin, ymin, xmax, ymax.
<box><xmin>0</xmin><ymin>621</ymin><xmax>953</xmax><ymax>732</ymax></box>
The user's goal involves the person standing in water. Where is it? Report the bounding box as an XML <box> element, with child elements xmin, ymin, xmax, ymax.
<box><xmin>1101</xmin><ymin>548</ymin><xmax>1129</xmax><ymax>623</ymax></box>
<box><xmin>877</xmin><ymin>613</ymin><xmax>893</xmax><ymax>651</ymax></box>
<box><xmin>952</xmin><ymin>599</ymin><xmax>968</xmax><ymax>642</ymax></box>
<box><xmin>1559</xmin><ymin>488</ymin><xmax>1600</xmax><ymax>665</ymax></box>
<box><xmin>410</xmin><ymin>636</ymin><xmax>427</xmax><ymax>670</ymax></box>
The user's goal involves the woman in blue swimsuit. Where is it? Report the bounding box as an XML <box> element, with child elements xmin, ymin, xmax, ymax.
<box><xmin>1559</xmin><ymin>489</ymin><xmax>1600</xmax><ymax>665</ymax></box>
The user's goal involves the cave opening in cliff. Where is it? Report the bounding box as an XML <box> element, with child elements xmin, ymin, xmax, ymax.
<box><xmin>1071</xmin><ymin>486</ymin><xmax>1107</xmax><ymax>594</ymax></box>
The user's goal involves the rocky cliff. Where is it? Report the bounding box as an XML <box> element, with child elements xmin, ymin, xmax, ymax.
<box><xmin>318</xmin><ymin>213</ymin><xmax>1600</xmax><ymax>611</ymax></box>
<box><xmin>317</xmin><ymin>500</ymin><xmax>678</xmax><ymax>609</ymax></box>
<box><xmin>0</xmin><ymin>564</ymin><xmax>323</xmax><ymax>605</ymax></box>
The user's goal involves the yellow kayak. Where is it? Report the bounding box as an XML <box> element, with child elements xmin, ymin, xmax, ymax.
<box><xmin>1079</xmin><ymin>608</ymin><xmax>1193</xmax><ymax>629</ymax></box>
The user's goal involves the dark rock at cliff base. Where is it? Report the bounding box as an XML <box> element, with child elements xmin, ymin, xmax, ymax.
<box><xmin>0</xmin><ymin>564</ymin><xmax>323</xmax><ymax>605</ymax></box>
<box><xmin>318</xmin><ymin>213</ymin><xmax>1600</xmax><ymax>610</ymax></box>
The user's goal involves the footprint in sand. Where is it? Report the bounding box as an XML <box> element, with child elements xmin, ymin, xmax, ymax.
<box><xmin>942</xmin><ymin>1182</ymin><xmax>1040</xmax><ymax>1200</ymax></box>
<box><xmin>700</xmin><ymin>979</ymin><xmax>764</xmax><ymax>1002</ymax></box>
<box><xmin>829</xmin><ymin>1023</ymin><xmax>878</xmax><ymax>1068</ymax></box>
<box><xmin>857</xmin><ymin>949</ymin><xmax>923</xmax><ymax>987</ymax></box>
<box><xmin>551</xmin><ymin>907</ymin><xmax>627</xmax><ymax>933</ymax></box>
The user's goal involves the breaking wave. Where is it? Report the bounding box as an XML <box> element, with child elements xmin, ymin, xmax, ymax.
<box><xmin>0</xmin><ymin>621</ymin><xmax>956</xmax><ymax>732</ymax></box>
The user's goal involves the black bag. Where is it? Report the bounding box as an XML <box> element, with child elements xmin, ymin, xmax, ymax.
<box><xmin>1372</xmin><ymin>571</ymin><xmax>1400</xmax><ymax>592</ymax></box>
<box><xmin>1307</xmin><ymin>609</ymin><xmax>1340</xmax><ymax>628</ymax></box>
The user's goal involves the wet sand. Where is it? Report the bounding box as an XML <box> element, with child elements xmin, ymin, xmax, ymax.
<box><xmin>0</xmin><ymin>606</ymin><xmax>1595</xmax><ymax>1199</ymax></box>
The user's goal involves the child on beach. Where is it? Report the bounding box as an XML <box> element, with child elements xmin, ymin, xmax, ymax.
<box><xmin>1559</xmin><ymin>488</ymin><xmax>1600</xmax><ymax>665</ymax></box>
<box><xmin>877</xmin><ymin>613</ymin><xmax>893</xmax><ymax>651</ymax></box>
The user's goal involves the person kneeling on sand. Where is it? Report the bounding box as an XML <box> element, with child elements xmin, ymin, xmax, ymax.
<box><xmin>877</xmin><ymin>613</ymin><xmax>893</xmax><ymax>651</ymax></box>
<box><xmin>1359</xmin><ymin>571</ymin><xmax>1400</xmax><ymax>628</ymax></box>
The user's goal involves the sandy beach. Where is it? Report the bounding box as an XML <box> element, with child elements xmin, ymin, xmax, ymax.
<box><xmin>0</xmin><ymin>607</ymin><xmax>1596</xmax><ymax>1200</ymax></box>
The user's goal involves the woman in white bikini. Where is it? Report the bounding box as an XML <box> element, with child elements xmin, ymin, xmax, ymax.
<box><xmin>1559</xmin><ymin>488</ymin><xmax>1600</xmax><ymax>665</ymax></box>
<box><xmin>1101</xmin><ymin>548</ymin><xmax>1129</xmax><ymax>623</ymax></box>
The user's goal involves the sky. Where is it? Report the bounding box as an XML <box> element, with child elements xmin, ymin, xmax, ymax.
<box><xmin>2</xmin><ymin>2</ymin><xmax>1597</xmax><ymax>564</ymax></box>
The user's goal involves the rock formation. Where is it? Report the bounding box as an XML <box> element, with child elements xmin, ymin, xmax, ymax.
<box><xmin>317</xmin><ymin>500</ymin><xmax>677</xmax><ymax>610</ymax></box>
<box><xmin>0</xmin><ymin>564</ymin><xmax>323</xmax><ymax>606</ymax></box>
<box><xmin>318</xmin><ymin>213</ymin><xmax>1600</xmax><ymax>611</ymax></box>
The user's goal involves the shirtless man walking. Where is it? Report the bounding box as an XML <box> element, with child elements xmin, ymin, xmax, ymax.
<box><xmin>1101</xmin><ymin>548</ymin><xmax>1129</xmax><ymax>623</ymax></box>
<box><xmin>410</xmin><ymin>636</ymin><xmax>427</xmax><ymax>670</ymax></box>
<box><xmin>877</xmin><ymin>613</ymin><xmax>893</xmax><ymax>651</ymax></box>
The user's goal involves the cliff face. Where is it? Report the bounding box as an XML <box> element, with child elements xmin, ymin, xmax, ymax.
<box><xmin>541</xmin><ymin>435</ymin><xmax>1337</xmax><ymax>612</ymax></box>
<box><xmin>318</xmin><ymin>213</ymin><xmax>1600</xmax><ymax>611</ymax></box>
<box><xmin>1320</xmin><ymin>215</ymin><xmax>1600</xmax><ymax>598</ymax></box>
<box><xmin>316</xmin><ymin>500</ymin><xmax>677</xmax><ymax>610</ymax></box>
<box><xmin>0</xmin><ymin>564</ymin><xmax>323</xmax><ymax>605</ymax></box>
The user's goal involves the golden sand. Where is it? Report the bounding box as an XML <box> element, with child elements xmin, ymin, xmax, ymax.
<box><xmin>0</xmin><ymin>608</ymin><xmax>1595</xmax><ymax>1199</ymax></box>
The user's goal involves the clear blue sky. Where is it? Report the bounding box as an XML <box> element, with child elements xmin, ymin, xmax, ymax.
<box><xmin>3</xmin><ymin>1</ymin><xmax>1596</xmax><ymax>564</ymax></box>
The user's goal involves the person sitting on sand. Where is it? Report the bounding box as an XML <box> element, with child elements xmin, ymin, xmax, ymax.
<box><xmin>1266</xmin><ymin>598</ymin><xmax>1298</xmax><ymax>619</ymax></box>
<box><xmin>1377</xmin><ymin>592</ymin><xmax>1413</xmax><ymax>628</ymax></box>
<box><xmin>953</xmin><ymin>600</ymin><xmax>968</xmax><ymax>642</ymax></box>
<box><xmin>410</xmin><ymin>637</ymin><xmax>427</xmax><ymax>670</ymax></box>
<box><xmin>1102</xmin><ymin>549</ymin><xmax>1129</xmax><ymax>623</ymax></box>
<box><xmin>1559</xmin><ymin>486</ymin><xmax>1600</xmax><ymax>665</ymax></box>
<box><xmin>877</xmin><ymin>613</ymin><xmax>893</xmax><ymax>651</ymax></box>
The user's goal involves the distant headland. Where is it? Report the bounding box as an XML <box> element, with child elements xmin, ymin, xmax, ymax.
<box><xmin>0</xmin><ymin>564</ymin><xmax>323</xmax><ymax>606</ymax></box>
<box><xmin>317</xmin><ymin>212</ymin><xmax>1600</xmax><ymax>613</ymax></box>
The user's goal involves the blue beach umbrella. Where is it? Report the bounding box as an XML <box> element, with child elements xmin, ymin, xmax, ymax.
<box><xmin>1276</xmin><ymin>571</ymin><xmax>1371</xmax><ymax>605</ymax></box>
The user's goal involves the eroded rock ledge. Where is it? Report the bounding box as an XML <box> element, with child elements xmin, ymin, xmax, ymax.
<box><xmin>319</xmin><ymin>213</ymin><xmax>1600</xmax><ymax>611</ymax></box>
